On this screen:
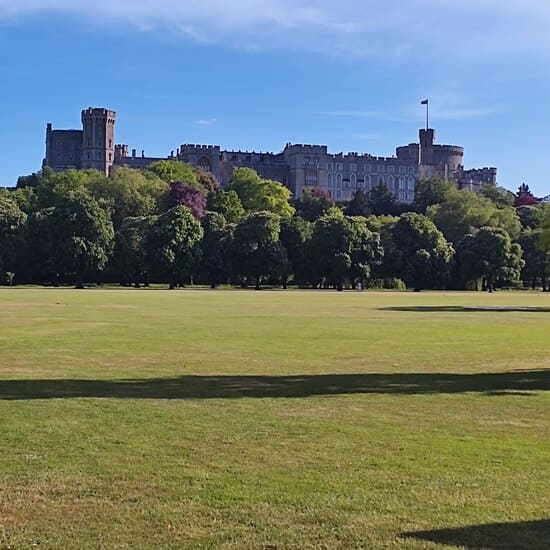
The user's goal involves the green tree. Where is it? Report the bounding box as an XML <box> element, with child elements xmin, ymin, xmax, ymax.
<box><xmin>87</xmin><ymin>167</ymin><xmax>168</xmax><ymax>228</ymax></box>
<box><xmin>412</xmin><ymin>177</ymin><xmax>455</xmax><ymax>213</ymax></box>
<box><xmin>230</xmin><ymin>211</ymin><xmax>284</xmax><ymax>290</ymax></box>
<box><xmin>428</xmin><ymin>189</ymin><xmax>520</xmax><ymax>244</ymax></box>
<box><xmin>195</xmin><ymin>169</ymin><xmax>220</xmax><ymax>193</ymax></box>
<box><xmin>389</xmin><ymin>213</ymin><xmax>454</xmax><ymax>291</ymax></box>
<box><xmin>295</xmin><ymin>188</ymin><xmax>334</xmax><ymax>221</ymax></box>
<box><xmin>29</xmin><ymin>191</ymin><xmax>114</xmax><ymax>288</ymax></box>
<box><xmin>540</xmin><ymin>208</ymin><xmax>550</xmax><ymax>253</ymax></box>
<box><xmin>279</xmin><ymin>216</ymin><xmax>313</xmax><ymax>288</ymax></box>
<box><xmin>367</xmin><ymin>181</ymin><xmax>398</xmax><ymax>216</ymax></box>
<box><xmin>479</xmin><ymin>184</ymin><xmax>515</xmax><ymax>208</ymax></box>
<box><xmin>206</xmin><ymin>189</ymin><xmax>246</xmax><ymax>224</ymax></box>
<box><xmin>200</xmin><ymin>211</ymin><xmax>231</xmax><ymax>288</ymax></box>
<box><xmin>228</xmin><ymin>168</ymin><xmax>295</xmax><ymax>219</ymax></box>
<box><xmin>517</xmin><ymin>230</ymin><xmax>548</xmax><ymax>291</ymax></box>
<box><xmin>0</xmin><ymin>196</ymin><xmax>27</xmax><ymax>282</ymax></box>
<box><xmin>307</xmin><ymin>212</ymin><xmax>383</xmax><ymax>291</ymax></box>
<box><xmin>345</xmin><ymin>189</ymin><xmax>371</xmax><ymax>217</ymax></box>
<box><xmin>456</xmin><ymin>227</ymin><xmax>523</xmax><ymax>292</ymax></box>
<box><xmin>113</xmin><ymin>216</ymin><xmax>154</xmax><ymax>287</ymax></box>
<box><xmin>146</xmin><ymin>206</ymin><xmax>203</xmax><ymax>289</ymax></box>
<box><xmin>144</xmin><ymin>160</ymin><xmax>200</xmax><ymax>188</ymax></box>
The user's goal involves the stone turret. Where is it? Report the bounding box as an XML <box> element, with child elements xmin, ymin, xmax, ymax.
<box><xmin>81</xmin><ymin>108</ymin><xmax>116</xmax><ymax>175</ymax></box>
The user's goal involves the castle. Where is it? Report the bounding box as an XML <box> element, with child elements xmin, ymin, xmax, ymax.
<box><xmin>44</xmin><ymin>108</ymin><xmax>497</xmax><ymax>203</ymax></box>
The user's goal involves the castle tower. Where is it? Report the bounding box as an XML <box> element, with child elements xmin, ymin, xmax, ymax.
<box><xmin>81</xmin><ymin>108</ymin><xmax>116</xmax><ymax>174</ymax></box>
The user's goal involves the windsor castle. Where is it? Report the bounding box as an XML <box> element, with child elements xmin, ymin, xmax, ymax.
<box><xmin>44</xmin><ymin>108</ymin><xmax>497</xmax><ymax>203</ymax></box>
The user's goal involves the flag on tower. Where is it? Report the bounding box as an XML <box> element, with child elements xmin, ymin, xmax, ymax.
<box><xmin>421</xmin><ymin>99</ymin><xmax>429</xmax><ymax>105</ymax></box>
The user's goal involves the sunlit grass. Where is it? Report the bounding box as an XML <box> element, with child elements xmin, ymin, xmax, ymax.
<box><xmin>0</xmin><ymin>289</ymin><xmax>549</xmax><ymax>548</ymax></box>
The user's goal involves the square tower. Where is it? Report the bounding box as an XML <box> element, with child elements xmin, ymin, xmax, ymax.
<box><xmin>81</xmin><ymin>108</ymin><xmax>116</xmax><ymax>174</ymax></box>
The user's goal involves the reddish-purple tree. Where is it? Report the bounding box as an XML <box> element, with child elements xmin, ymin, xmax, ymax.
<box><xmin>166</xmin><ymin>182</ymin><xmax>207</xmax><ymax>219</ymax></box>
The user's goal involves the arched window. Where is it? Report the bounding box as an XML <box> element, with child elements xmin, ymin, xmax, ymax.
<box><xmin>387</xmin><ymin>175</ymin><xmax>394</xmax><ymax>190</ymax></box>
<box><xmin>328</xmin><ymin>174</ymin><xmax>333</xmax><ymax>187</ymax></box>
<box><xmin>336</xmin><ymin>174</ymin><xmax>342</xmax><ymax>188</ymax></box>
<box><xmin>399</xmin><ymin>176</ymin><xmax>406</xmax><ymax>190</ymax></box>
<box><xmin>407</xmin><ymin>176</ymin><xmax>415</xmax><ymax>190</ymax></box>
<box><xmin>365</xmin><ymin>175</ymin><xmax>371</xmax><ymax>189</ymax></box>
<box><xmin>350</xmin><ymin>174</ymin><xmax>357</xmax><ymax>189</ymax></box>
<box><xmin>198</xmin><ymin>156</ymin><xmax>212</xmax><ymax>172</ymax></box>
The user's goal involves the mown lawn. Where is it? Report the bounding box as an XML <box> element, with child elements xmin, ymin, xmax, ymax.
<box><xmin>0</xmin><ymin>289</ymin><xmax>549</xmax><ymax>549</ymax></box>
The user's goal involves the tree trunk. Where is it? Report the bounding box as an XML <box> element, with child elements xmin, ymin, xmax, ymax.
<box><xmin>255</xmin><ymin>276</ymin><xmax>261</xmax><ymax>291</ymax></box>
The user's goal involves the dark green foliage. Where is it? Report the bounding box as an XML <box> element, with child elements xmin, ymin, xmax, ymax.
<box><xmin>279</xmin><ymin>216</ymin><xmax>313</xmax><ymax>287</ymax></box>
<box><xmin>200</xmin><ymin>211</ymin><xmax>232</xmax><ymax>288</ymax></box>
<box><xmin>146</xmin><ymin>206</ymin><xmax>204</xmax><ymax>288</ymax></box>
<box><xmin>412</xmin><ymin>177</ymin><xmax>455</xmax><ymax>213</ymax></box>
<box><xmin>345</xmin><ymin>189</ymin><xmax>371</xmax><ymax>217</ymax></box>
<box><xmin>113</xmin><ymin>216</ymin><xmax>154</xmax><ymax>287</ymax></box>
<box><xmin>479</xmin><ymin>184</ymin><xmax>515</xmax><ymax>208</ymax></box>
<box><xmin>367</xmin><ymin>182</ymin><xmax>398</xmax><ymax>216</ymax></box>
<box><xmin>0</xmin><ymin>196</ymin><xmax>27</xmax><ymax>281</ymax></box>
<box><xmin>28</xmin><ymin>191</ymin><xmax>114</xmax><ymax>287</ymax></box>
<box><xmin>295</xmin><ymin>188</ymin><xmax>334</xmax><ymax>221</ymax></box>
<box><xmin>389</xmin><ymin>213</ymin><xmax>454</xmax><ymax>291</ymax></box>
<box><xmin>230</xmin><ymin>211</ymin><xmax>285</xmax><ymax>289</ymax></box>
<box><xmin>307</xmin><ymin>212</ymin><xmax>383</xmax><ymax>291</ymax></box>
<box><xmin>456</xmin><ymin>227</ymin><xmax>524</xmax><ymax>291</ymax></box>
<box><xmin>517</xmin><ymin>230</ymin><xmax>548</xmax><ymax>290</ymax></box>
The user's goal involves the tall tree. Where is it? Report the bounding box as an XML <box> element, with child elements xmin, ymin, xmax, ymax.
<box><xmin>456</xmin><ymin>227</ymin><xmax>523</xmax><ymax>292</ymax></box>
<box><xmin>228</xmin><ymin>168</ymin><xmax>295</xmax><ymax>219</ymax></box>
<box><xmin>367</xmin><ymin>182</ymin><xmax>398</xmax><ymax>216</ymax></box>
<box><xmin>200</xmin><ymin>211</ymin><xmax>231</xmax><ymax>288</ymax></box>
<box><xmin>206</xmin><ymin>189</ymin><xmax>245</xmax><ymax>224</ymax></box>
<box><xmin>412</xmin><ymin>177</ymin><xmax>455</xmax><ymax>213</ymax></box>
<box><xmin>0</xmin><ymin>196</ymin><xmax>27</xmax><ymax>283</ymax></box>
<box><xmin>146</xmin><ymin>206</ymin><xmax>203</xmax><ymax>289</ymax></box>
<box><xmin>279</xmin><ymin>216</ymin><xmax>313</xmax><ymax>288</ymax></box>
<box><xmin>345</xmin><ymin>189</ymin><xmax>371</xmax><ymax>217</ymax></box>
<box><xmin>113</xmin><ymin>216</ymin><xmax>154</xmax><ymax>287</ymax></box>
<box><xmin>518</xmin><ymin>230</ymin><xmax>548</xmax><ymax>291</ymax></box>
<box><xmin>29</xmin><ymin>191</ymin><xmax>114</xmax><ymax>287</ymax></box>
<box><xmin>295</xmin><ymin>187</ymin><xmax>335</xmax><ymax>221</ymax></box>
<box><xmin>479</xmin><ymin>184</ymin><xmax>515</xmax><ymax>208</ymax></box>
<box><xmin>389</xmin><ymin>213</ymin><xmax>454</xmax><ymax>291</ymax></box>
<box><xmin>230</xmin><ymin>211</ymin><xmax>284</xmax><ymax>290</ymax></box>
<box><xmin>307</xmin><ymin>212</ymin><xmax>383</xmax><ymax>291</ymax></box>
<box><xmin>428</xmin><ymin>188</ymin><xmax>520</xmax><ymax>243</ymax></box>
<box><xmin>144</xmin><ymin>160</ymin><xmax>200</xmax><ymax>188</ymax></box>
<box><xmin>87</xmin><ymin>167</ymin><xmax>167</xmax><ymax>228</ymax></box>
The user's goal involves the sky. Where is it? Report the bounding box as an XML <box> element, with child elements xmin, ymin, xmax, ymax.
<box><xmin>0</xmin><ymin>0</ymin><xmax>549</xmax><ymax>197</ymax></box>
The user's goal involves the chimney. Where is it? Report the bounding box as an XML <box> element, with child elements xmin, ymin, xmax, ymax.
<box><xmin>142</xmin><ymin>150</ymin><xmax>145</xmax><ymax>158</ymax></box>
<box><xmin>132</xmin><ymin>149</ymin><xmax>136</xmax><ymax>158</ymax></box>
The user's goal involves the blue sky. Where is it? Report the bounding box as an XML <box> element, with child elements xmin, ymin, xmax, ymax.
<box><xmin>1</xmin><ymin>0</ymin><xmax>549</xmax><ymax>197</ymax></box>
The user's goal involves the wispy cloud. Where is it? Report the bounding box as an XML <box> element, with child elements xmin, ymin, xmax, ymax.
<box><xmin>193</xmin><ymin>118</ymin><xmax>218</xmax><ymax>126</ymax></box>
<box><xmin>2</xmin><ymin>1</ymin><xmax>550</xmax><ymax>61</ymax></box>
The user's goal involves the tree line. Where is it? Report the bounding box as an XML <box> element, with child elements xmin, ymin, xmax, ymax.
<box><xmin>1</xmin><ymin>161</ymin><xmax>549</xmax><ymax>291</ymax></box>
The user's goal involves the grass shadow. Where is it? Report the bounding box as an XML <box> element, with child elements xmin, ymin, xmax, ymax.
<box><xmin>402</xmin><ymin>519</ymin><xmax>550</xmax><ymax>549</ymax></box>
<box><xmin>379</xmin><ymin>306</ymin><xmax>550</xmax><ymax>313</ymax></box>
<box><xmin>0</xmin><ymin>370</ymin><xmax>548</xmax><ymax>400</ymax></box>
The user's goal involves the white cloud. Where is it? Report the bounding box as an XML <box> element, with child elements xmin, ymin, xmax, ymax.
<box><xmin>194</xmin><ymin>118</ymin><xmax>217</xmax><ymax>126</ymax></box>
<box><xmin>2</xmin><ymin>0</ymin><xmax>550</xmax><ymax>60</ymax></box>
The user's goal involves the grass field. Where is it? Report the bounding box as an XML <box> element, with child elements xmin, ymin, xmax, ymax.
<box><xmin>0</xmin><ymin>289</ymin><xmax>549</xmax><ymax>549</ymax></box>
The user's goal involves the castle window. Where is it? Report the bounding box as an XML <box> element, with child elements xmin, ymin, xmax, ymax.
<box><xmin>350</xmin><ymin>163</ymin><xmax>357</xmax><ymax>172</ymax></box>
<box><xmin>387</xmin><ymin>176</ymin><xmax>395</xmax><ymax>190</ymax></box>
<box><xmin>365</xmin><ymin>175</ymin><xmax>371</xmax><ymax>189</ymax></box>
<box><xmin>388</xmin><ymin>165</ymin><xmax>395</xmax><ymax>173</ymax></box>
<box><xmin>350</xmin><ymin>174</ymin><xmax>357</xmax><ymax>189</ymax></box>
<box><xmin>328</xmin><ymin>174</ymin><xmax>333</xmax><ymax>187</ymax></box>
<box><xmin>198</xmin><ymin>156</ymin><xmax>212</xmax><ymax>172</ymax></box>
<box><xmin>408</xmin><ymin>166</ymin><xmax>415</xmax><ymax>174</ymax></box>
<box><xmin>399</xmin><ymin>177</ymin><xmax>406</xmax><ymax>190</ymax></box>
<box><xmin>109</xmin><ymin>153</ymin><xmax>112</xmax><ymax>161</ymax></box>
<box><xmin>407</xmin><ymin>176</ymin><xmax>415</xmax><ymax>190</ymax></box>
<box><xmin>336</xmin><ymin>174</ymin><xmax>342</xmax><ymax>188</ymax></box>
<box><xmin>399</xmin><ymin>166</ymin><xmax>406</xmax><ymax>174</ymax></box>
<box><xmin>365</xmin><ymin>164</ymin><xmax>371</xmax><ymax>173</ymax></box>
<box><xmin>109</xmin><ymin>140</ymin><xmax>112</xmax><ymax>148</ymax></box>
<box><xmin>327</xmin><ymin>162</ymin><xmax>333</xmax><ymax>171</ymax></box>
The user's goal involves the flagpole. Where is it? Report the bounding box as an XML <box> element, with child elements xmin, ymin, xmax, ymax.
<box><xmin>426</xmin><ymin>100</ymin><xmax>429</xmax><ymax>130</ymax></box>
